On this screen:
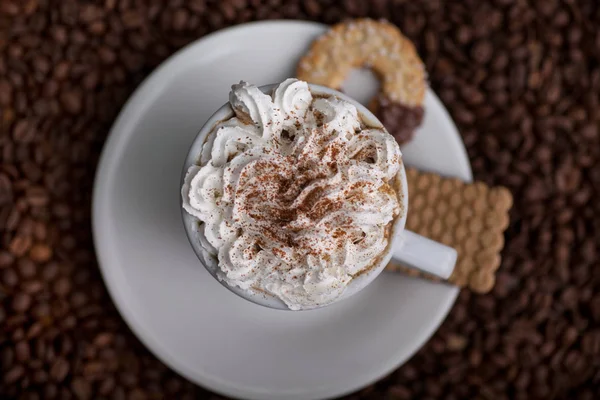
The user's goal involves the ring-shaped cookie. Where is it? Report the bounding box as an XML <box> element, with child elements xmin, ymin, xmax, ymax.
<box><xmin>297</xmin><ymin>19</ymin><xmax>427</xmax><ymax>144</ymax></box>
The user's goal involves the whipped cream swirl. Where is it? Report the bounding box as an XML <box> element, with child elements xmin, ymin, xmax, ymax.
<box><xmin>182</xmin><ymin>79</ymin><xmax>403</xmax><ymax>310</ymax></box>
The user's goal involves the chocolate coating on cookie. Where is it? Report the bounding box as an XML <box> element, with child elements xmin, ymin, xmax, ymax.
<box><xmin>371</xmin><ymin>94</ymin><xmax>424</xmax><ymax>145</ymax></box>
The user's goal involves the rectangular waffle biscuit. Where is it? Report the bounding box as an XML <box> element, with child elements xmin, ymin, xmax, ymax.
<box><xmin>385</xmin><ymin>168</ymin><xmax>513</xmax><ymax>293</ymax></box>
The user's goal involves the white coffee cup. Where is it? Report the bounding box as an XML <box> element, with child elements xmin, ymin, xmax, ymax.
<box><xmin>181</xmin><ymin>83</ymin><xmax>457</xmax><ymax>310</ymax></box>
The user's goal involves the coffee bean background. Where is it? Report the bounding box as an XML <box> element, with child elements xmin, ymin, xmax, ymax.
<box><xmin>1</xmin><ymin>0</ymin><xmax>599</xmax><ymax>398</ymax></box>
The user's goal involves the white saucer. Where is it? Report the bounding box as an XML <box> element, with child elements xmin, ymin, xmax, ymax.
<box><xmin>92</xmin><ymin>21</ymin><xmax>472</xmax><ymax>400</ymax></box>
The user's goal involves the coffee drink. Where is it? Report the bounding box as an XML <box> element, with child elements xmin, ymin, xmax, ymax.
<box><xmin>182</xmin><ymin>79</ymin><xmax>404</xmax><ymax>310</ymax></box>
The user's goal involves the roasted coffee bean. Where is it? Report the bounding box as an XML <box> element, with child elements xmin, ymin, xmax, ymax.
<box><xmin>3</xmin><ymin>365</ymin><xmax>25</xmax><ymax>384</ymax></box>
<box><xmin>70</xmin><ymin>378</ymin><xmax>92</xmax><ymax>400</ymax></box>
<box><xmin>21</xmin><ymin>280</ymin><xmax>43</xmax><ymax>294</ymax></box>
<box><xmin>41</xmin><ymin>262</ymin><xmax>60</xmax><ymax>281</ymax></box>
<box><xmin>17</xmin><ymin>259</ymin><xmax>37</xmax><ymax>279</ymax></box>
<box><xmin>8</xmin><ymin>235</ymin><xmax>32</xmax><ymax>257</ymax></box>
<box><xmin>12</xmin><ymin>292</ymin><xmax>32</xmax><ymax>313</ymax></box>
<box><xmin>2</xmin><ymin>268</ymin><xmax>19</xmax><ymax>287</ymax></box>
<box><xmin>14</xmin><ymin>341</ymin><xmax>31</xmax><ymax>363</ymax></box>
<box><xmin>28</xmin><ymin>244</ymin><xmax>52</xmax><ymax>263</ymax></box>
<box><xmin>49</xmin><ymin>358</ymin><xmax>70</xmax><ymax>382</ymax></box>
<box><xmin>52</xmin><ymin>276</ymin><xmax>72</xmax><ymax>297</ymax></box>
<box><xmin>93</xmin><ymin>332</ymin><xmax>113</xmax><ymax>348</ymax></box>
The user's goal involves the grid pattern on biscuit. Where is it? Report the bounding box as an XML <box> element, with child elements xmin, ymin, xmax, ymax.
<box><xmin>296</xmin><ymin>19</ymin><xmax>426</xmax><ymax>107</ymax></box>
<box><xmin>386</xmin><ymin>168</ymin><xmax>513</xmax><ymax>293</ymax></box>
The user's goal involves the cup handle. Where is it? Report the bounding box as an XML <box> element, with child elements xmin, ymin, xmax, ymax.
<box><xmin>390</xmin><ymin>230</ymin><xmax>457</xmax><ymax>279</ymax></box>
